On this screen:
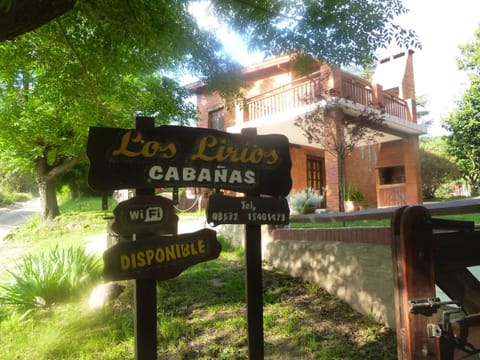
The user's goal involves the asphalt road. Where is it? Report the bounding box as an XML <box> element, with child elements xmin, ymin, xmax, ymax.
<box><xmin>0</xmin><ymin>198</ymin><xmax>40</xmax><ymax>241</ymax></box>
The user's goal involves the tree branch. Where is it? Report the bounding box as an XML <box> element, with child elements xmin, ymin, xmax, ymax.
<box><xmin>46</xmin><ymin>153</ymin><xmax>86</xmax><ymax>182</ymax></box>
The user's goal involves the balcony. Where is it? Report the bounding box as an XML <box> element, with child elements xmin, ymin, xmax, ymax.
<box><xmin>245</xmin><ymin>70</ymin><xmax>411</xmax><ymax>123</ymax></box>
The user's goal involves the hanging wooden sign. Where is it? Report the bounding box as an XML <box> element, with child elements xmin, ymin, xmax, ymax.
<box><xmin>206</xmin><ymin>194</ymin><xmax>290</xmax><ymax>226</ymax></box>
<box><xmin>110</xmin><ymin>195</ymin><xmax>177</xmax><ymax>236</ymax></box>
<box><xmin>87</xmin><ymin>125</ymin><xmax>292</xmax><ymax>197</ymax></box>
<box><xmin>103</xmin><ymin>228</ymin><xmax>221</xmax><ymax>281</ymax></box>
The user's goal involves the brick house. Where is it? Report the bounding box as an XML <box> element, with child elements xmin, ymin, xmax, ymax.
<box><xmin>189</xmin><ymin>51</ymin><xmax>424</xmax><ymax>211</ymax></box>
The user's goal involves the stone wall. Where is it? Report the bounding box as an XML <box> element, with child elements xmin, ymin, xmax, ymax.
<box><xmin>218</xmin><ymin>224</ymin><xmax>395</xmax><ymax>327</ymax></box>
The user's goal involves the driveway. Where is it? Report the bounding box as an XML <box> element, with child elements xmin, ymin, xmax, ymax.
<box><xmin>0</xmin><ymin>198</ymin><xmax>41</xmax><ymax>241</ymax></box>
<box><xmin>0</xmin><ymin>199</ymin><xmax>41</xmax><ymax>273</ymax></box>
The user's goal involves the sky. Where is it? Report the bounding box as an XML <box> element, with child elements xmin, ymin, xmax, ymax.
<box><xmin>382</xmin><ymin>0</ymin><xmax>480</xmax><ymax>136</ymax></box>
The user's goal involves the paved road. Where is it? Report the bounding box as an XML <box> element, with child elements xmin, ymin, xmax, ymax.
<box><xmin>0</xmin><ymin>198</ymin><xmax>40</xmax><ymax>241</ymax></box>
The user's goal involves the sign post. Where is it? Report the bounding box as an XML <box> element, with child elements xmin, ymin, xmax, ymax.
<box><xmin>87</xmin><ymin>118</ymin><xmax>292</xmax><ymax>359</ymax></box>
<box><xmin>243</xmin><ymin>127</ymin><xmax>264</xmax><ymax>359</ymax></box>
<box><xmin>133</xmin><ymin>117</ymin><xmax>159</xmax><ymax>360</ymax></box>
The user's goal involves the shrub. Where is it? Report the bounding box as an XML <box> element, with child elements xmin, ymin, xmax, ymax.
<box><xmin>0</xmin><ymin>246</ymin><xmax>101</xmax><ymax>311</ymax></box>
<box><xmin>291</xmin><ymin>188</ymin><xmax>323</xmax><ymax>214</ymax></box>
<box><xmin>342</xmin><ymin>182</ymin><xmax>364</xmax><ymax>202</ymax></box>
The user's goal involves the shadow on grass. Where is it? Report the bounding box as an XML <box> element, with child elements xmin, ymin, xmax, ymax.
<box><xmin>152</xmin><ymin>249</ymin><xmax>397</xmax><ymax>359</ymax></box>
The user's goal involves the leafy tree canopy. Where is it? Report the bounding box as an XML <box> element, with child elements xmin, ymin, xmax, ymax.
<box><xmin>444</xmin><ymin>26</ymin><xmax>480</xmax><ymax>196</ymax></box>
<box><xmin>443</xmin><ymin>76</ymin><xmax>480</xmax><ymax>196</ymax></box>
<box><xmin>457</xmin><ymin>26</ymin><xmax>480</xmax><ymax>75</ymax></box>
<box><xmin>0</xmin><ymin>0</ymin><xmax>420</xmax><ymax>220</ymax></box>
<box><xmin>209</xmin><ymin>0</ymin><xmax>420</xmax><ymax>66</ymax></box>
<box><xmin>419</xmin><ymin>137</ymin><xmax>460</xmax><ymax>199</ymax></box>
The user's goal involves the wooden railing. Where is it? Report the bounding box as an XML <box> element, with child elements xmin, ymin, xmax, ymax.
<box><xmin>247</xmin><ymin>74</ymin><xmax>321</xmax><ymax>121</ymax></box>
<box><xmin>378</xmin><ymin>184</ymin><xmax>407</xmax><ymax>208</ymax></box>
<box><xmin>246</xmin><ymin>72</ymin><xmax>409</xmax><ymax>122</ymax></box>
<box><xmin>341</xmin><ymin>78</ymin><xmax>373</xmax><ymax>107</ymax></box>
<box><xmin>384</xmin><ymin>93</ymin><xmax>408</xmax><ymax>119</ymax></box>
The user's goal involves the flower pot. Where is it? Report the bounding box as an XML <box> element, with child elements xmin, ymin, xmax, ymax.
<box><xmin>344</xmin><ymin>200</ymin><xmax>363</xmax><ymax>212</ymax></box>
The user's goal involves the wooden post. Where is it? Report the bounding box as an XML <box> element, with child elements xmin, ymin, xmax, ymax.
<box><xmin>391</xmin><ymin>206</ymin><xmax>408</xmax><ymax>359</ymax></box>
<box><xmin>394</xmin><ymin>205</ymin><xmax>439</xmax><ymax>359</ymax></box>
<box><xmin>242</xmin><ymin>127</ymin><xmax>264</xmax><ymax>359</ymax></box>
<box><xmin>134</xmin><ymin>116</ymin><xmax>157</xmax><ymax>360</ymax></box>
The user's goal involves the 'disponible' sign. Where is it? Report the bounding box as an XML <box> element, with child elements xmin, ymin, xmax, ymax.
<box><xmin>110</xmin><ymin>195</ymin><xmax>177</xmax><ymax>236</ymax></box>
<box><xmin>87</xmin><ymin>125</ymin><xmax>292</xmax><ymax>197</ymax></box>
<box><xmin>103</xmin><ymin>228</ymin><xmax>221</xmax><ymax>281</ymax></box>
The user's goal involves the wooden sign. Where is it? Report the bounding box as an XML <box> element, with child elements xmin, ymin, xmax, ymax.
<box><xmin>110</xmin><ymin>195</ymin><xmax>177</xmax><ymax>236</ymax></box>
<box><xmin>103</xmin><ymin>228</ymin><xmax>221</xmax><ymax>281</ymax></box>
<box><xmin>87</xmin><ymin>125</ymin><xmax>292</xmax><ymax>197</ymax></box>
<box><xmin>206</xmin><ymin>194</ymin><xmax>290</xmax><ymax>226</ymax></box>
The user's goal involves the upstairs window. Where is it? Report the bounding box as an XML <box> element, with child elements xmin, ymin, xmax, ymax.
<box><xmin>208</xmin><ymin>107</ymin><xmax>224</xmax><ymax>130</ymax></box>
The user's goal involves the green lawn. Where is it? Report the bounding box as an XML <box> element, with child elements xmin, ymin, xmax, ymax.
<box><xmin>0</xmin><ymin>196</ymin><xmax>397</xmax><ymax>359</ymax></box>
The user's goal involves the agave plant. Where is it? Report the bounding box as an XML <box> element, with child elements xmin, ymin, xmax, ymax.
<box><xmin>291</xmin><ymin>188</ymin><xmax>323</xmax><ymax>214</ymax></box>
<box><xmin>0</xmin><ymin>246</ymin><xmax>101</xmax><ymax>311</ymax></box>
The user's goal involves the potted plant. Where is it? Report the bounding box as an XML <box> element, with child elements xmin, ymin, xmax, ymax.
<box><xmin>342</xmin><ymin>182</ymin><xmax>364</xmax><ymax>212</ymax></box>
<box><xmin>291</xmin><ymin>188</ymin><xmax>323</xmax><ymax>214</ymax></box>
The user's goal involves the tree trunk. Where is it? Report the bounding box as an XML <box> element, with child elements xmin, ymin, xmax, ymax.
<box><xmin>37</xmin><ymin>175</ymin><xmax>59</xmax><ymax>221</ymax></box>
<box><xmin>35</xmin><ymin>154</ymin><xmax>84</xmax><ymax>222</ymax></box>
<box><xmin>338</xmin><ymin>156</ymin><xmax>346</xmax><ymax>212</ymax></box>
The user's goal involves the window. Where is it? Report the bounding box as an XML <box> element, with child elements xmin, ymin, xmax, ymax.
<box><xmin>208</xmin><ymin>107</ymin><xmax>224</xmax><ymax>130</ymax></box>
<box><xmin>306</xmin><ymin>156</ymin><xmax>325</xmax><ymax>192</ymax></box>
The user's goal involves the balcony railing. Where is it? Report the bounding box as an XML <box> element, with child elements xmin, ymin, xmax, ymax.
<box><xmin>341</xmin><ymin>78</ymin><xmax>372</xmax><ymax>107</ymax></box>
<box><xmin>247</xmin><ymin>74</ymin><xmax>320</xmax><ymax>121</ymax></box>
<box><xmin>246</xmin><ymin>71</ymin><xmax>409</xmax><ymax>122</ymax></box>
<box><xmin>384</xmin><ymin>93</ymin><xmax>408</xmax><ymax>119</ymax></box>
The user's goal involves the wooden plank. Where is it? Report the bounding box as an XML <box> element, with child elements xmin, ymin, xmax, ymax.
<box><xmin>391</xmin><ymin>206</ymin><xmax>408</xmax><ymax>359</ymax></box>
<box><xmin>435</xmin><ymin>268</ymin><xmax>480</xmax><ymax>314</ymax></box>
<box><xmin>433</xmin><ymin>230</ymin><xmax>480</xmax><ymax>269</ymax></box>
<box><xmin>439</xmin><ymin>314</ymin><xmax>480</xmax><ymax>359</ymax></box>
<box><xmin>399</xmin><ymin>206</ymin><xmax>439</xmax><ymax>358</ymax></box>
<box><xmin>290</xmin><ymin>198</ymin><xmax>480</xmax><ymax>224</ymax></box>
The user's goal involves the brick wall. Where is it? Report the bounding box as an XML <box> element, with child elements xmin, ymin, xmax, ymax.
<box><xmin>289</xmin><ymin>146</ymin><xmax>308</xmax><ymax>193</ymax></box>
<box><xmin>273</xmin><ymin>227</ymin><xmax>390</xmax><ymax>245</ymax></box>
<box><xmin>196</xmin><ymin>92</ymin><xmax>236</xmax><ymax>130</ymax></box>
<box><xmin>345</xmin><ymin>144</ymin><xmax>380</xmax><ymax>207</ymax></box>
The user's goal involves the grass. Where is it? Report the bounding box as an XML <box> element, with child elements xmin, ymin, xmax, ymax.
<box><xmin>0</xmin><ymin>196</ymin><xmax>398</xmax><ymax>359</ymax></box>
<box><xmin>0</xmin><ymin>191</ymin><xmax>33</xmax><ymax>206</ymax></box>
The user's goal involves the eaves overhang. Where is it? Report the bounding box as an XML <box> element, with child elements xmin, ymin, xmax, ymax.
<box><xmin>227</xmin><ymin>98</ymin><xmax>426</xmax><ymax>148</ymax></box>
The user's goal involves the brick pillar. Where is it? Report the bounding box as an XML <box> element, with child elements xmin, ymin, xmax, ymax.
<box><xmin>328</xmin><ymin>64</ymin><xmax>343</xmax><ymax>96</ymax></box>
<box><xmin>325</xmin><ymin>151</ymin><xmax>340</xmax><ymax>211</ymax></box>
<box><xmin>371</xmin><ymin>84</ymin><xmax>384</xmax><ymax>110</ymax></box>
<box><xmin>403</xmin><ymin>136</ymin><xmax>423</xmax><ymax>205</ymax></box>
<box><xmin>405</xmin><ymin>98</ymin><xmax>417</xmax><ymax>122</ymax></box>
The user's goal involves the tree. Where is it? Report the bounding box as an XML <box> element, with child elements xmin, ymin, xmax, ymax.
<box><xmin>0</xmin><ymin>0</ymin><xmax>420</xmax><ymax>220</ymax></box>
<box><xmin>420</xmin><ymin>137</ymin><xmax>460</xmax><ymax>199</ymax></box>
<box><xmin>416</xmin><ymin>94</ymin><xmax>434</xmax><ymax>130</ymax></box>
<box><xmin>443</xmin><ymin>77</ymin><xmax>480</xmax><ymax>196</ymax></box>
<box><xmin>295</xmin><ymin>94</ymin><xmax>385</xmax><ymax>211</ymax></box>
<box><xmin>443</xmin><ymin>26</ymin><xmax>480</xmax><ymax>196</ymax></box>
<box><xmin>0</xmin><ymin>1</ymin><xmax>235</xmax><ymax>221</ymax></box>
<box><xmin>209</xmin><ymin>0</ymin><xmax>421</xmax><ymax>67</ymax></box>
